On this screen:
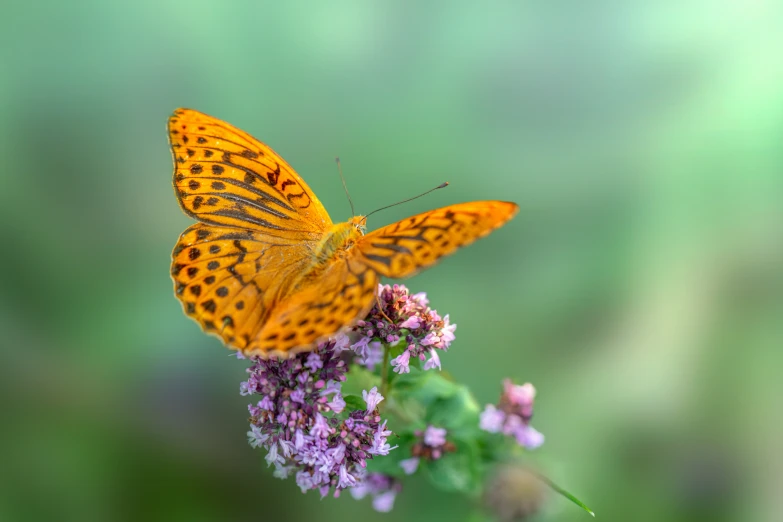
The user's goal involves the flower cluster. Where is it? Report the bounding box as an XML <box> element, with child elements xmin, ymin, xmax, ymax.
<box><xmin>350</xmin><ymin>284</ymin><xmax>456</xmax><ymax>373</ymax></box>
<box><xmin>399</xmin><ymin>425</ymin><xmax>456</xmax><ymax>475</ymax></box>
<box><xmin>241</xmin><ymin>339</ymin><xmax>396</xmax><ymax>496</ymax></box>
<box><xmin>479</xmin><ymin>380</ymin><xmax>544</xmax><ymax>449</ymax></box>
<box><xmin>350</xmin><ymin>473</ymin><xmax>403</xmax><ymax>513</ymax></box>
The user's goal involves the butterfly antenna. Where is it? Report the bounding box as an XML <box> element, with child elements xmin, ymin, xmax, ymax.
<box><xmin>362</xmin><ymin>182</ymin><xmax>449</xmax><ymax>224</ymax></box>
<box><xmin>335</xmin><ymin>157</ymin><xmax>355</xmax><ymax>217</ymax></box>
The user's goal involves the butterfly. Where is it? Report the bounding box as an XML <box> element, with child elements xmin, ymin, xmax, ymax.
<box><xmin>169</xmin><ymin>108</ymin><xmax>518</xmax><ymax>358</ymax></box>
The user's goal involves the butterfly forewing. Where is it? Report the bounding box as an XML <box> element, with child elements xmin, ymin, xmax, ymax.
<box><xmin>169</xmin><ymin>109</ymin><xmax>332</xmax><ymax>233</ymax></box>
<box><xmin>355</xmin><ymin>201</ymin><xmax>519</xmax><ymax>279</ymax></box>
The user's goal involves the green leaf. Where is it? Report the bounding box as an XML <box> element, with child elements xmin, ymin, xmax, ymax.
<box><xmin>424</xmin><ymin>438</ymin><xmax>481</xmax><ymax>494</ymax></box>
<box><xmin>342</xmin><ymin>364</ymin><xmax>381</xmax><ymax>397</ymax></box>
<box><xmin>426</xmin><ymin>386</ymin><xmax>481</xmax><ymax>431</ymax></box>
<box><xmin>343</xmin><ymin>394</ymin><xmax>366</xmax><ymax>412</ymax></box>
<box><xmin>395</xmin><ymin>370</ymin><xmax>460</xmax><ymax>409</ymax></box>
<box><xmin>532</xmin><ymin>472</ymin><xmax>595</xmax><ymax>517</ymax></box>
<box><xmin>389</xmin><ymin>368</ymin><xmax>430</xmax><ymax>393</ymax></box>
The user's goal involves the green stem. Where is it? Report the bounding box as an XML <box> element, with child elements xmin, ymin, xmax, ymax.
<box><xmin>531</xmin><ymin>470</ymin><xmax>595</xmax><ymax>517</ymax></box>
<box><xmin>380</xmin><ymin>343</ymin><xmax>391</xmax><ymax>399</ymax></box>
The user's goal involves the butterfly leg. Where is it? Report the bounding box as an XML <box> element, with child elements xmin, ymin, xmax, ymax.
<box><xmin>375</xmin><ymin>290</ymin><xmax>394</xmax><ymax>324</ymax></box>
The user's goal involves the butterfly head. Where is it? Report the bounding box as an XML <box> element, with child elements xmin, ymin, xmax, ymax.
<box><xmin>349</xmin><ymin>215</ymin><xmax>367</xmax><ymax>235</ymax></box>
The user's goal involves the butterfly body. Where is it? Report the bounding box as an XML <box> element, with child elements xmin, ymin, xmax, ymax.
<box><xmin>313</xmin><ymin>218</ymin><xmax>365</xmax><ymax>265</ymax></box>
<box><xmin>169</xmin><ymin>108</ymin><xmax>518</xmax><ymax>358</ymax></box>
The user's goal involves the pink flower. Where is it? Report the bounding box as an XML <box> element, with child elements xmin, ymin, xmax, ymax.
<box><xmin>368</xmin><ymin>420</ymin><xmax>396</xmax><ymax>455</ymax></box>
<box><xmin>362</xmin><ymin>386</ymin><xmax>384</xmax><ymax>411</ymax></box>
<box><xmin>391</xmin><ymin>350</ymin><xmax>411</xmax><ymax>374</ymax></box>
<box><xmin>503</xmin><ymin>379</ymin><xmax>536</xmax><ymax>415</ymax></box>
<box><xmin>358</xmin><ymin>341</ymin><xmax>384</xmax><ymax>370</ymax></box>
<box><xmin>310</xmin><ymin>413</ymin><xmax>333</xmax><ymax>438</ymax></box>
<box><xmin>305</xmin><ymin>352</ymin><xmax>324</xmax><ymax>372</ymax></box>
<box><xmin>411</xmin><ymin>291</ymin><xmax>428</xmax><ymax>307</ymax></box>
<box><xmin>349</xmin><ymin>284</ymin><xmax>457</xmax><ymax>371</ymax></box>
<box><xmin>399</xmin><ymin>316</ymin><xmax>421</xmax><ymax>329</ymax></box>
<box><xmin>423</xmin><ymin>349</ymin><xmax>442</xmax><ymax>371</ymax></box>
<box><xmin>350</xmin><ymin>336</ymin><xmax>371</xmax><ymax>356</ymax></box>
<box><xmin>420</xmin><ymin>332</ymin><xmax>439</xmax><ymax>346</ymax></box>
<box><xmin>332</xmin><ymin>333</ymin><xmax>351</xmax><ymax>352</ymax></box>
<box><xmin>350</xmin><ymin>473</ymin><xmax>402</xmax><ymax>513</ymax></box>
<box><xmin>480</xmin><ymin>379</ymin><xmax>544</xmax><ymax>450</ymax></box>
<box><xmin>513</xmin><ymin>425</ymin><xmax>545</xmax><ymax>449</ymax></box>
<box><xmin>479</xmin><ymin>404</ymin><xmax>506</xmax><ymax>433</ymax></box>
<box><xmin>265</xmin><ymin>442</ymin><xmax>285</xmax><ymax>467</ymax></box>
<box><xmin>399</xmin><ymin>457</ymin><xmax>420</xmax><ymax>475</ymax></box>
<box><xmin>247</xmin><ymin>425</ymin><xmax>268</xmax><ymax>448</ymax></box>
<box><xmin>338</xmin><ymin>464</ymin><xmax>358</xmax><ymax>488</ymax></box>
<box><xmin>440</xmin><ymin>315</ymin><xmax>456</xmax><ymax>347</ymax></box>
<box><xmin>372</xmin><ymin>490</ymin><xmax>397</xmax><ymax>512</ymax></box>
<box><xmin>424</xmin><ymin>426</ymin><xmax>447</xmax><ymax>447</ymax></box>
<box><xmin>328</xmin><ymin>393</ymin><xmax>346</xmax><ymax>414</ymax></box>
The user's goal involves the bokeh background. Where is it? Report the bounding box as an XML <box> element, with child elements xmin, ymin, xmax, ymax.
<box><xmin>2</xmin><ymin>2</ymin><xmax>782</xmax><ymax>521</ymax></box>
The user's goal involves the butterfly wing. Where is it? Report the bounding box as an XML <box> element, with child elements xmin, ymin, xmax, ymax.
<box><xmin>172</xmin><ymin>224</ymin><xmax>318</xmax><ymax>352</ymax></box>
<box><xmin>250</xmin><ymin>255</ymin><xmax>379</xmax><ymax>356</ymax></box>
<box><xmin>355</xmin><ymin>201</ymin><xmax>519</xmax><ymax>278</ymax></box>
<box><xmin>168</xmin><ymin>108</ymin><xmax>332</xmax><ymax>352</ymax></box>
<box><xmin>168</xmin><ymin>108</ymin><xmax>332</xmax><ymax>233</ymax></box>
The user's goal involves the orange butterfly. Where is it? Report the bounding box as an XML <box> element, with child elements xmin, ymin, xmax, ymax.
<box><xmin>169</xmin><ymin>109</ymin><xmax>518</xmax><ymax>358</ymax></box>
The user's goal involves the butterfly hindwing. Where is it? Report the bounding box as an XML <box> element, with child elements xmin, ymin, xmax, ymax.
<box><xmin>355</xmin><ymin>201</ymin><xmax>519</xmax><ymax>279</ymax></box>
<box><xmin>169</xmin><ymin>108</ymin><xmax>332</xmax><ymax>234</ymax></box>
<box><xmin>171</xmin><ymin>224</ymin><xmax>317</xmax><ymax>351</ymax></box>
<box><xmin>250</xmin><ymin>256</ymin><xmax>379</xmax><ymax>356</ymax></box>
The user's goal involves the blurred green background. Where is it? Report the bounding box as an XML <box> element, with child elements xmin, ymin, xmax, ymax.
<box><xmin>2</xmin><ymin>2</ymin><xmax>782</xmax><ymax>521</ymax></box>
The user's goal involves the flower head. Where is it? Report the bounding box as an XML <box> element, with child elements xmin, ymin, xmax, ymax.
<box><xmin>350</xmin><ymin>284</ymin><xmax>456</xmax><ymax>371</ymax></box>
<box><xmin>241</xmin><ymin>338</ymin><xmax>397</xmax><ymax>496</ymax></box>
<box><xmin>423</xmin><ymin>426</ymin><xmax>447</xmax><ymax>447</ymax></box>
<box><xmin>410</xmin><ymin>425</ymin><xmax>456</xmax><ymax>462</ymax></box>
<box><xmin>350</xmin><ymin>473</ymin><xmax>402</xmax><ymax>513</ymax></box>
<box><xmin>480</xmin><ymin>380</ymin><xmax>544</xmax><ymax>450</ymax></box>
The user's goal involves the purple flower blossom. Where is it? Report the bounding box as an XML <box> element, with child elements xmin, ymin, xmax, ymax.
<box><xmin>410</xmin><ymin>425</ymin><xmax>455</xmax><ymax>462</ymax></box>
<box><xmin>311</xmin><ymin>413</ymin><xmax>333</xmax><ymax>438</ymax></box>
<box><xmin>373</xmin><ymin>490</ymin><xmax>397</xmax><ymax>512</ymax></box>
<box><xmin>423</xmin><ymin>349</ymin><xmax>441</xmax><ymax>371</ymax></box>
<box><xmin>503</xmin><ymin>379</ymin><xmax>536</xmax><ymax>419</ymax></box>
<box><xmin>479</xmin><ymin>380</ymin><xmax>544</xmax><ymax>450</ymax></box>
<box><xmin>423</xmin><ymin>426</ymin><xmax>447</xmax><ymax>447</ymax></box>
<box><xmin>514</xmin><ymin>425</ymin><xmax>545</xmax><ymax>449</ymax></box>
<box><xmin>359</xmin><ymin>341</ymin><xmax>384</xmax><ymax>370</ymax></box>
<box><xmin>327</xmin><ymin>393</ymin><xmax>346</xmax><ymax>414</ymax></box>
<box><xmin>349</xmin><ymin>284</ymin><xmax>456</xmax><ymax>371</ymax></box>
<box><xmin>305</xmin><ymin>352</ymin><xmax>323</xmax><ymax>372</ymax></box>
<box><xmin>350</xmin><ymin>473</ymin><xmax>402</xmax><ymax>513</ymax></box>
<box><xmin>362</xmin><ymin>386</ymin><xmax>384</xmax><ymax>411</ymax></box>
<box><xmin>240</xmin><ymin>339</ymin><xmax>397</xmax><ymax>496</ymax></box>
<box><xmin>368</xmin><ymin>420</ymin><xmax>397</xmax><ymax>455</ymax></box>
<box><xmin>399</xmin><ymin>457</ymin><xmax>420</xmax><ymax>475</ymax></box>
<box><xmin>332</xmin><ymin>333</ymin><xmax>351</xmax><ymax>353</ymax></box>
<box><xmin>391</xmin><ymin>349</ymin><xmax>411</xmax><ymax>374</ymax></box>
<box><xmin>399</xmin><ymin>316</ymin><xmax>421</xmax><ymax>329</ymax></box>
<box><xmin>479</xmin><ymin>404</ymin><xmax>505</xmax><ymax>433</ymax></box>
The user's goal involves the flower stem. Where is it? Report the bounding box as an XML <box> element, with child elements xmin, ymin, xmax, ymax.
<box><xmin>380</xmin><ymin>343</ymin><xmax>391</xmax><ymax>399</ymax></box>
